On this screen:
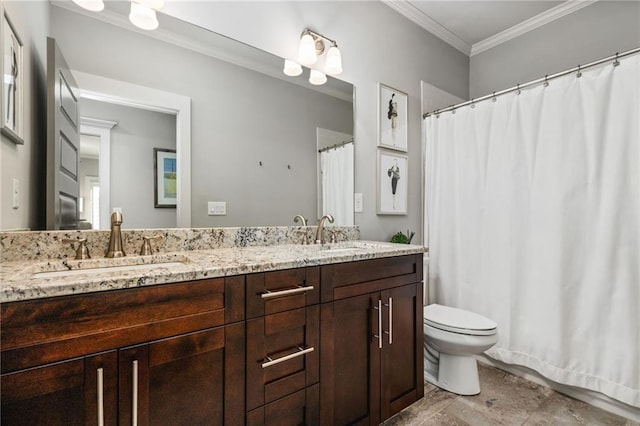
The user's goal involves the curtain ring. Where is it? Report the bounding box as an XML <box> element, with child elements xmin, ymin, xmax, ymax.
<box><xmin>613</xmin><ymin>52</ymin><xmax>620</xmax><ymax>67</ymax></box>
<box><xmin>492</xmin><ymin>92</ymin><xmax>497</xmax><ymax>102</ymax></box>
<box><xmin>543</xmin><ymin>75</ymin><xmax>549</xmax><ymax>87</ymax></box>
<box><xmin>576</xmin><ymin>65</ymin><xmax>582</xmax><ymax>78</ymax></box>
<box><xmin>516</xmin><ymin>84</ymin><xmax>521</xmax><ymax>95</ymax></box>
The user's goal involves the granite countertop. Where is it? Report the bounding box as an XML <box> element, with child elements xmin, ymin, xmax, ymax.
<box><xmin>0</xmin><ymin>241</ymin><xmax>426</xmax><ymax>303</ymax></box>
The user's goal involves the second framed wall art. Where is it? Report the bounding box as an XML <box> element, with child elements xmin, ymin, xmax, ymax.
<box><xmin>378</xmin><ymin>83</ymin><xmax>407</xmax><ymax>152</ymax></box>
<box><xmin>377</xmin><ymin>149</ymin><xmax>408</xmax><ymax>215</ymax></box>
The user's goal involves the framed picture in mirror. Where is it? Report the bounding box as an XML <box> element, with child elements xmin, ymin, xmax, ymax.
<box><xmin>154</xmin><ymin>148</ymin><xmax>177</xmax><ymax>208</ymax></box>
<box><xmin>378</xmin><ymin>83</ymin><xmax>407</xmax><ymax>152</ymax></box>
<box><xmin>377</xmin><ymin>149</ymin><xmax>408</xmax><ymax>215</ymax></box>
<box><xmin>1</xmin><ymin>9</ymin><xmax>24</xmax><ymax>145</ymax></box>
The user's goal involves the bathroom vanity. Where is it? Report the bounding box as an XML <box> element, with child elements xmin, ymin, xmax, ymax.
<box><xmin>0</xmin><ymin>233</ymin><xmax>424</xmax><ymax>425</ymax></box>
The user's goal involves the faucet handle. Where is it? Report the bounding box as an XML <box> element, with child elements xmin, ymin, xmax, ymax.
<box><xmin>139</xmin><ymin>235</ymin><xmax>163</xmax><ymax>255</ymax></box>
<box><xmin>295</xmin><ymin>230</ymin><xmax>310</xmax><ymax>245</ymax></box>
<box><xmin>62</xmin><ymin>238</ymin><xmax>91</xmax><ymax>260</ymax></box>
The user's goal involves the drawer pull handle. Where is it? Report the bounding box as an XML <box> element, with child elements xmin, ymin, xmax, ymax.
<box><xmin>262</xmin><ymin>346</ymin><xmax>314</xmax><ymax>368</ymax></box>
<box><xmin>97</xmin><ymin>368</ymin><xmax>104</xmax><ymax>426</ymax></box>
<box><xmin>260</xmin><ymin>285</ymin><xmax>314</xmax><ymax>299</ymax></box>
<box><xmin>373</xmin><ymin>299</ymin><xmax>383</xmax><ymax>349</ymax></box>
<box><xmin>384</xmin><ymin>297</ymin><xmax>393</xmax><ymax>344</ymax></box>
<box><xmin>132</xmin><ymin>360</ymin><xmax>139</xmax><ymax>426</ymax></box>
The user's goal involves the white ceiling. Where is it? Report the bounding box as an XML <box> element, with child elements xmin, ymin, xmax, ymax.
<box><xmin>383</xmin><ymin>0</ymin><xmax>597</xmax><ymax>56</ymax></box>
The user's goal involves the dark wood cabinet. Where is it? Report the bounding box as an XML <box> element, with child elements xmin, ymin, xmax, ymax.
<box><xmin>1</xmin><ymin>277</ymin><xmax>244</xmax><ymax>426</ymax></box>
<box><xmin>320</xmin><ymin>254</ymin><xmax>424</xmax><ymax>425</ymax></box>
<box><xmin>1</xmin><ymin>351</ymin><xmax>118</xmax><ymax>426</ymax></box>
<box><xmin>1</xmin><ymin>253</ymin><xmax>423</xmax><ymax>425</ymax></box>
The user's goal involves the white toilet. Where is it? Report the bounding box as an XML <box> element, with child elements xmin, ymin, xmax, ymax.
<box><xmin>423</xmin><ymin>304</ymin><xmax>498</xmax><ymax>395</ymax></box>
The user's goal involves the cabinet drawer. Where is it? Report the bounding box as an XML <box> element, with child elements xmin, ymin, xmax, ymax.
<box><xmin>247</xmin><ymin>267</ymin><xmax>319</xmax><ymax>319</ymax></box>
<box><xmin>246</xmin><ymin>383</ymin><xmax>319</xmax><ymax>426</ymax></box>
<box><xmin>1</xmin><ymin>277</ymin><xmax>244</xmax><ymax>373</ymax></box>
<box><xmin>321</xmin><ymin>254</ymin><xmax>423</xmax><ymax>302</ymax></box>
<box><xmin>246</xmin><ymin>306</ymin><xmax>319</xmax><ymax>411</ymax></box>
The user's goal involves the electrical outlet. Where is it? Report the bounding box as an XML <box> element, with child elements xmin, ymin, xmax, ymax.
<box><xmin>354</xmin><ymin>193</ymin><xmax>363</xmax><ymax>213</ymax></box>
<box><xmin>208</xmin><ymin>201</ymin><xmax>227</xmax><ymax>216</ymax></box>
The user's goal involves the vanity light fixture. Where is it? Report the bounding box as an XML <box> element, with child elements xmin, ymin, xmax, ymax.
<box><xmin>284</xmin><ymin>28</ymin><xmax>343</xmax><ymax>85</ymax></box>
<box><xmin>72</xmin><ymin>0</ymin><xmax>105</xmax><ymax>12</ymax></box>
<box><xmin>129</xmin><ymin>1</ymin><xmax>160</xmax><ymax>31</ymax></box>
<box><xmin>309</xmin><ymin>69</ymin><xmax>327</xmax><ymax>86</ymax></box>
<box><xmin>283</xmin><ymin>59</ymin><xmax>303</xmax><ymax>77</ymax></box>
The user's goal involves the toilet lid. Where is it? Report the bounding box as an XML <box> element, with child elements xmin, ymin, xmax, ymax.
<box><xmin>424</xmin><ymin>304</ymin><xmax>497</xmax><ymax>336</ymax></box>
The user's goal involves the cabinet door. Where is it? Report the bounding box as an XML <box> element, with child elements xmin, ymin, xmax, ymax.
<box><xmin>0</xmin><ymin>351</ymin><xmax>117</xmax><ymax>426</ymax></box>
<box><xmin>320</xmin><ymin>293</ymin><xmax>380</xmax><ymax>426</ymax></box>
<box><xmin>119</xmin><ymin>324</ymin><xmax>245</xmax><ymax>426</ymax></box>
<box><xmin>380</xmin><ymin>284</ymin><xmax>424</xmax><ymax>421</ymax></box>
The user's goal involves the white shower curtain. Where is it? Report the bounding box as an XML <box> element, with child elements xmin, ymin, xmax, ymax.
<box><xmin>424</xmin><ymin>55</ymin><xmax>639</xmax><ymax>407</ymax></box>
<box><xmin>321</xmin><ymin>143</ymin><xmax>354</xmax><ymax>226</ymax></box>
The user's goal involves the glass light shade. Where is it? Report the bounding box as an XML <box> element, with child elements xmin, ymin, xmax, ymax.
<box><xmin>309</xmin><ymin>69</ymin><xmax>327</xmax><ymax>86</ymax></box>
<box><xmin>129</xmin><ymin>2</ymin><xmax>159</xmax><ymax>30</ymax></box>
<box><xmin>298</xmin><ymin>33</ymin><xmax>318</xmax><ymax>66</ymax></box>
<box><xmin>325</xmin><ymin>45</ymin><xmax>343</xmax><ymax>75</ymax></box>
<box><xmin>283</xmin><ymin>60</ymin><xmax>303</xmax><ymax>77</ymax></box>
<box><xmin>72</xmin><ymin>0</ymin><xmax>104</xmax><ymax>12</ymax></box>
<box><xmin>135</xmin><ymin>0</ymin><xmax>164</xmax><ymax>10</ymax></box>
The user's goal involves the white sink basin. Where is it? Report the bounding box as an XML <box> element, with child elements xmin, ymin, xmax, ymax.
<box><xmin>30</xmin><ymin>254</ymin><xmax>190</xmax><ymax>279</ymax></box>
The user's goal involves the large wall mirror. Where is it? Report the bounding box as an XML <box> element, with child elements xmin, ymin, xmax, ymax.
<box><xmin>48</xmin><ymin>1</ymin><xmax>354</xmax><ymax>230</ymax></box>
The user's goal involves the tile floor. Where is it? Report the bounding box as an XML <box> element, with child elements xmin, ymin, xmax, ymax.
<box><xmin>383</xmin><ymin>364</ymin><xmax>639</xmax><ymax>426</ymax></box>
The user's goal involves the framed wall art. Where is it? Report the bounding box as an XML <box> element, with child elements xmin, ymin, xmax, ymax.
<box><xmin>377</xmin><ymin>149</ymin><xmax>408</xmax><ymax>215</ymax></box>
<box><xmin>154</xmin><ymin>148</ymin><xmax>177</xmax><ymax>208</ymax></box>
<box><xmin>378</xmin><ymin>83</ymin><xmax>407</xmax><ymax>152</ymax></box>
<box><xmin>1</xmin><ymin>9</ymin><xmax>24</xmax><ymax>145</ymax></box>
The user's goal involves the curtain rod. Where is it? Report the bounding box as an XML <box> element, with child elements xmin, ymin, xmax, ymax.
<box><xmin>423</xmin><ymin>47</ymin><xmax>640</xmax><ymax>119</ymax></box>
<box><xmin>318</xmin><ymin>139</ymin><xmax>354</xmax><ymax>153</ymax></box>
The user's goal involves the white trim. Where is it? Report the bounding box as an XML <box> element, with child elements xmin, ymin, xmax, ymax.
<box><xmin>471</xmin><ymin>0</ymin><xmax>599</xmax><ymax>56</ymax></box>
<box><xmin>382</xmin><ymin>0</ymin><xmax>471</xmax><ymax>56</ymax></box>
<box><xmin>80</xmin><ymin>117</ymin><xmax>117</xmax><ymax>230</ymax></box>
<box><xmin>383</xmin><ymin>0</ymin><xmax>597</xmax><ymax>57</ymax></box>
<box><xmin>74</xmin><ymin>71</ymin><xmax>192</xmax><ymax>228</ymax></box>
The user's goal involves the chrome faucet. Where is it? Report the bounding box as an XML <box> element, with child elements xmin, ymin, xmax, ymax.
<box><xmin>293</xmin><ymin>214</ymin><xmax>308</xmax><ymax>227</ymax></box>
<box><xmin>105</xmin><ymin>211</ymin><xmax>126</xmax><ymax>258</ymax></box>
<box><xmin>315</xmin><ymin>214</ymin><xmax>334</xmax><ymax>244</ymax></box>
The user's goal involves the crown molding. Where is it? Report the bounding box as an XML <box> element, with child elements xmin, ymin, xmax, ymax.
<box><xmin>471</xmin><ymin>0</ymin><xmax>599</xmax><ymax>56</ymax></box>
<box><xmin>381</xmin><ymin>0</ymin><xmax>471</xmax><ymax>56</ymax></box>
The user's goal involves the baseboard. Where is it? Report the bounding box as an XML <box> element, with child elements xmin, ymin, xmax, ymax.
<box><xmin>476</xmin><ymin>355</ymin><xmax>640</xmax><ymax>422</ymax></box>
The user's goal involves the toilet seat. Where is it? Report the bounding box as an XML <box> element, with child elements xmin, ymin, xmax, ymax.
<box><xmin>424</xmin><ymin>304</ymin><xmax>497</xmax><ymax>336</ymax></box>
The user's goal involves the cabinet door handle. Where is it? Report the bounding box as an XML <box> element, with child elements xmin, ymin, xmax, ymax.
<box><xmin>132</xmin><ymin>360</ymin><xmax>139</xmax><ymax>426</ymax></box>
<box><xmin>97</xmin><ymin>368</ymin><xmax>104</xmax><ymax>426</ymax></box>
<box><xmin>260</xmin><ymin>285</ymin><xmax>314</xmax><ymax>299</ymax></box>
<box><xmin>373</xmin><ymin>299</ymin><xmax>383</xmax><ymax>349</ymax></box>
<box><xmin>384</xmin><ymin>297</ymin><xmax>393</xmax><ymax>345</ymax></box>
<box><xmin>261</xmin><ymin>346</ymin><xmax>315</xmax><ymax>368</ymax></box>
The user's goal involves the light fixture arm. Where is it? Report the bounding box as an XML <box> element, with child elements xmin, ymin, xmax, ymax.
<box><xmin>302</xmin><ymin>28</ymin><xmax>338</xmax><ymax>55</ymax></box>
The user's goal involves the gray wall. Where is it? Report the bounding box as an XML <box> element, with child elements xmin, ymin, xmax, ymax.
<box><xmin>470</xmin><ymin>1</ymin><xmax>640</xmax><ymax>98</ymax></box>
<box><xmin>80</xmin><ymin>98</ymin><xmax>177</xmax><ymax>230</ymax></box>
<box><xmin>0</xmin><ymin>1</ymin><xmax>49</xmax><ymax>230</ymax></box>
<box><xmin>51</xmin><ymin>6</ymin><xmax>353</xmax><ymax>228</ymax></box>
<box><xmin>78</xmin><ymin>154</ymin><xmax>98</xmax><ymax>224</ymax></box>
<box><xmin>161</xmin><ymin>1</ymin><xmax>470</xmax><ymax>242</ymax></box>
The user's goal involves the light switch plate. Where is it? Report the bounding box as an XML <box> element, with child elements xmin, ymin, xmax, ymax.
<box><xmin>354</xmin><ymin>193</ymin><xmax>363</xmax><ymax>213</ymax></box>
<box><xmin>208</xmin><ymin>201</ymin><xmax>227</xmax><ymax>216</ymax></box>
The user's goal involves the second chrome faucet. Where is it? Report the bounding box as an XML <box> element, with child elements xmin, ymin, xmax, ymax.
<box><xmin>315</xmin><ymin>214</ymin><xmax>334</xmax><ymax>244</ymax></box>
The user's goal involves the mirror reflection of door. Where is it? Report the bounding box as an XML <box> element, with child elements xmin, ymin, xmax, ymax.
<box><xmin>47</xmin><ymin>37</ymin><xmax>81</xmax><ymax>229</ymax></box>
